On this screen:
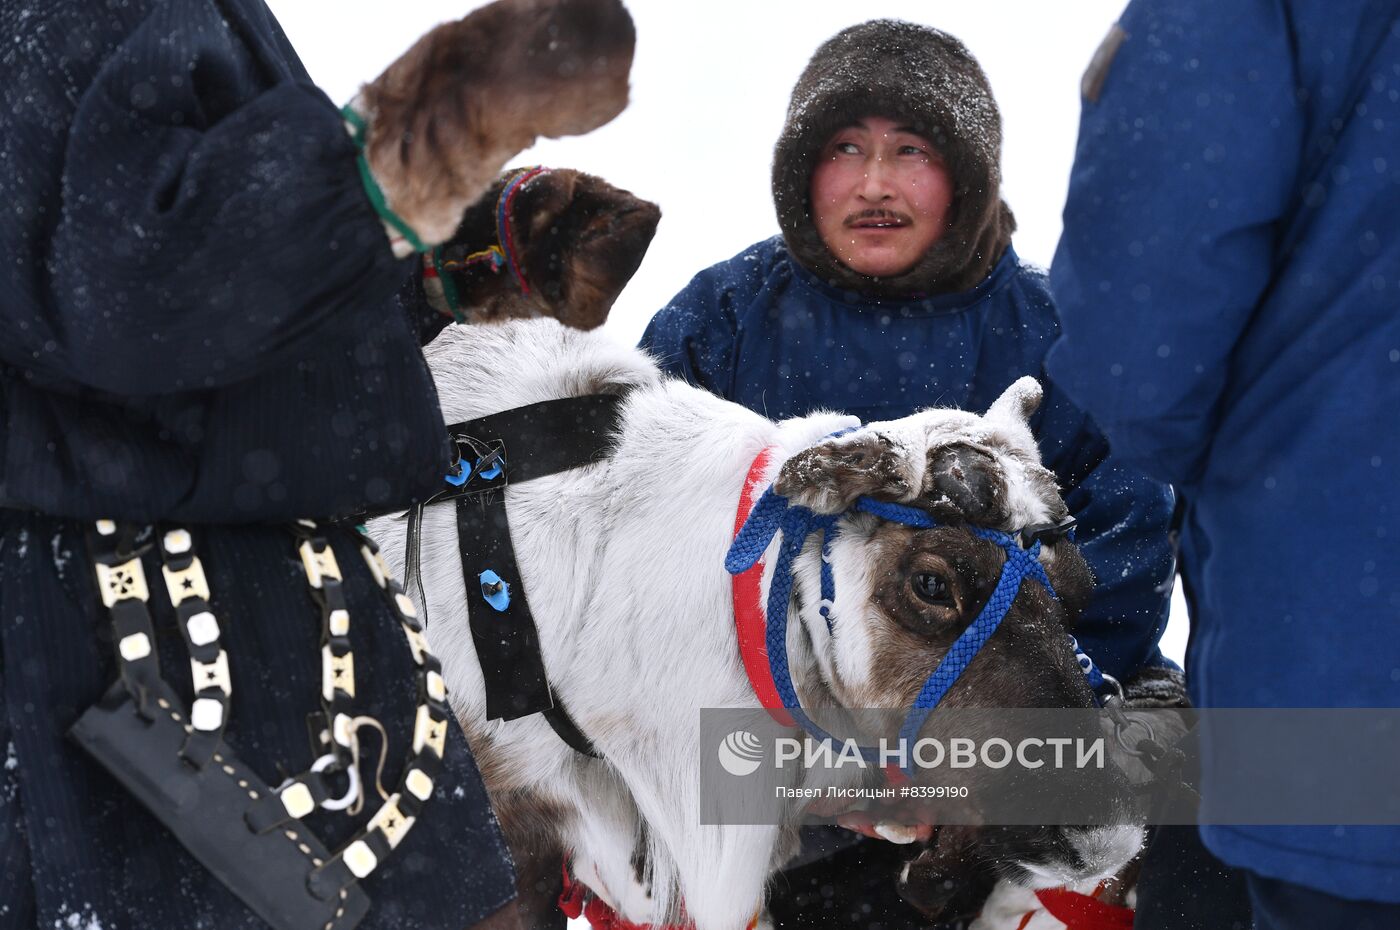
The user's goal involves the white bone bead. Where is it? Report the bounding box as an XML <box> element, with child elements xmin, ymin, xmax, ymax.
<box><xmin>191</xmin><ymin>697</ymin><xmax>224</xmax><ymax>731</ymax></box>
<box><xmin>119</xmin><ymin>632</ymin><xmax>152</xmax><ymax>661</ymax></box>
<box><xmin>186</xmin><ymin>611</ymin><xmax>220</xmax><ymax>646</ymax></box>
<box><xmin>344</xmin><ymin>840</ymin><xmax>378</xmax><ymax>878</ymax></box>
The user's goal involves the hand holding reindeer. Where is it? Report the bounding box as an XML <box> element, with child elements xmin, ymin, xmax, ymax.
<box><xmin>353</xmin><ymin>0</ymin><xmax>636</xmax><ymax>252</ymax></box>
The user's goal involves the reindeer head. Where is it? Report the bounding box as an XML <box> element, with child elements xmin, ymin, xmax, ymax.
<box><xmin>433</xmin><ymin>167</ymin><xmax>661</xmax><ymax>329</ymax></box>
<box><xmin>769</xmin><ymin>378</ymin><xmax>1141</xmax><ymax>917</ymax></box>
<box><xmin>773</xmin><ymin>378</ymin><xmax>1094</xmax><ymax>711</ymax></box>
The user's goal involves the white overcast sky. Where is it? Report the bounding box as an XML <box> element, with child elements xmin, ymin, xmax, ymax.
<box><xmin>266</xmin><ymin>0</ymin><xmax>1187</xmax><ymax>665</ymax></box>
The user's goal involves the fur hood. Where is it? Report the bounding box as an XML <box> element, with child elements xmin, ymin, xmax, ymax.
<box><xmin>771</xmin><ymin>19</ymin><xmax>1015</xmax><ymax>297</ymax></box>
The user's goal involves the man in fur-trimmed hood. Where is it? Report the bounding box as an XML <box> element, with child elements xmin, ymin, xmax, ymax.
<box><xmin>642</xmin><ymin>19</ymin><xmax>1179</xmax><ymax>929</ymax></box>
<box><xmin>771</xmin><ymin>18</ymin><xmax>1016</xmax><ymax>297</ymax></box>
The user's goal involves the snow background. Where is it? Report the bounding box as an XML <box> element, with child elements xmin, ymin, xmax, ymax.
<box><xmin>266</xmin><ymin>0</ymin><xmax>1188</xmax><ymax>665</ymax></box>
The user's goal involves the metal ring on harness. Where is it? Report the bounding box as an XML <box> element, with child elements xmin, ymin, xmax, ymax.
<box><xmin>1101</xmin><ymin>674</ymin><xmax>1160</xmax><ymax>758</ymax></box>
<box><xmin>1112</xmin><ymin>713</ymin><xmax>1158</xmax><ymax>757</ymax></box>
<box><xmin>311</xmin><ymin>752</ymin><xmax>361</xmax><ymax>812</ymax></box>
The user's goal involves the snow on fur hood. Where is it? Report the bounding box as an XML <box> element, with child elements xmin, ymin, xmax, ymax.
<box><xmin>772</xmin><ymin>19</ymin><xmax>1016</xmax><ymax>298</ymax></box>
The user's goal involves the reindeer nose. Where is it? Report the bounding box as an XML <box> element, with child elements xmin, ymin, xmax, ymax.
<box><xmin>927</xmin><ymin>444</ymin><xmax>1004</xmax><ymax>523</ymax></box>
<box><xmin>1065</xmin><ymin>823</ymin><xmax>1145</xmax><ymax>880</ymax></box>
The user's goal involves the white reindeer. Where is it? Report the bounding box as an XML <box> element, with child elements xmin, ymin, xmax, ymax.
<box><xmin>369</xmin><ymin>318</ymin><xmax>1142</xmax><ymax>930</ymax></box>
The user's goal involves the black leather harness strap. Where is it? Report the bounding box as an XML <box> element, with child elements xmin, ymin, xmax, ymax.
<box><xmin>438</xmin><ymin>393</ymin><xmax>625</xmax><ymax>760</ymax></box>
<box><xmin>454</xmin><ymin>489</ymin><xmax>553</xmax><ymax>722</ymax></box>
<box><xmin>445</xmin><ymin>394</ymin><xmax>628</xmax><ymax>483</ymax></box>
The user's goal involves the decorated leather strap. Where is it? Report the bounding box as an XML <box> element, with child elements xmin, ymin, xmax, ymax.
<box><xmin>88</xmin><ymin>518</ymin><xmax>452</xmax><ymax>905</ymax></box>
<box><xmin>87</xmin><ymin>522</ymin><xmax>232</xmax><ymax>766</ymax></box>
<box><xmin>296</xmin><ymin>524</ymin><xmax>453</xmax><ymax>901</ymax></box>
<box><xmin>88</xmin><ymin>521</ymin><xmax>163</xmax><ymax>717</ymax></box>
<box><xmin>295</xmin><ymin>521</ymin><xmax>360</xmax><ymax>771</ymax></box>
<box><xmin>156</xmin><ymin>527</ymin><xmax>232</xmax><ymax>768</ymax></box>
<box><xmin>79</xmin><ymin>521</ymin><xmax>371</xmax><ymax>929</ymax></box>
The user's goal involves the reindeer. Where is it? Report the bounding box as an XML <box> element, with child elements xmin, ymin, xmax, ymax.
<box><xmin>368</xmin><ymin>305</ymin><xmax>1144</xmax><ymax>930</ymax></box>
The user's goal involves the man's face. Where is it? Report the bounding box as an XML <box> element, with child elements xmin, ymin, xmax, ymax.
<box><xmin>809</xmin><ymin>116</ymin><xmax>953</xmax><ymax>279</ymax></box>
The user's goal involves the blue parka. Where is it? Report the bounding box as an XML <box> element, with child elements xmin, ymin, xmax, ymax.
<box><xmin>641</xmin><ymin>236</ymin><xmax>1176</xmax><ymax>684</ymax></box>
<box><xmin>1047</xmin><ymin>0</ymin><xmax>1400</xmax><ymax>902</ymax></box>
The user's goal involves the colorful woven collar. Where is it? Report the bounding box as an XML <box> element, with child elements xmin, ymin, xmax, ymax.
<box><xmin>495</xmin><ymin>166</ymin><xmax>551</xmax><ymax>295</ymax></box>
<box><xmin>428</xmin><ymin>166</ymin><xmax>553</xmax><ymax>322</ymax></box>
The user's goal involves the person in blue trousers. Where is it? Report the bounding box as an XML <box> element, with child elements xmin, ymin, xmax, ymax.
<box><xmin>1047</xmin><ymin>2</ymin><xmax>1400</xmax><ymax>928</ymax></box>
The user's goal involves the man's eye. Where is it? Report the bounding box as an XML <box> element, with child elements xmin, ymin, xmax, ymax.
<box><xmin>834</xmin><ymin>142</ymin><xmax>861</xmax><ymax>155</ymax></box>
<box><xmin>899</xmin><ymin>145</ymin><xmax>929</xmax><ymax>157</ymax></box>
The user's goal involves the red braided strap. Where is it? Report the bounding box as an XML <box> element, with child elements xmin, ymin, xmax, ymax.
<box><xmin>1034</xmin><ymin>887</ymin><xmax>1134</xmax><ymax>930</ymax></box>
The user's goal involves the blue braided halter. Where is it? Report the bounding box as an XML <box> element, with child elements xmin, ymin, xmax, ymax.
<box><xmin>725</xmin><ymin>485</ymin><xmax>1099</xmax><ymax>774</ymax></box>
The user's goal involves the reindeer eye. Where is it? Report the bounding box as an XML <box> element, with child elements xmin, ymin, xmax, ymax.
<box><xmin>913</xmin><ymin>572</ymin><xmax>952</xmax><ymax>605</ymax></box>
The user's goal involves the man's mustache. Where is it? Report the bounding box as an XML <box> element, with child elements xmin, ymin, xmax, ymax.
<box><xmin>844</xmin><ymin>209</ymin><xmax>914</xmax><ymax>227</ymax></box>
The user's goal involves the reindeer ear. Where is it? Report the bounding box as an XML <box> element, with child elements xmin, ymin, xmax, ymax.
<box><xmin>986</xmin><ymin>376</ymin><xmax>1042</xmax><ymax>425</ymax></box>
<box><xmin>515</xmin><ymin>170</ymin><xmax>661</xmax><ymax>330</ymax></box>
<box><xmin>774</xmin><ymin>433</ymin><xmax>916</xmax><ymax>514</ymax></box>
<box><xmin>359</xmin><ymin>0</ymin><xmax>636</xmax><ymax>246</ymax></box>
